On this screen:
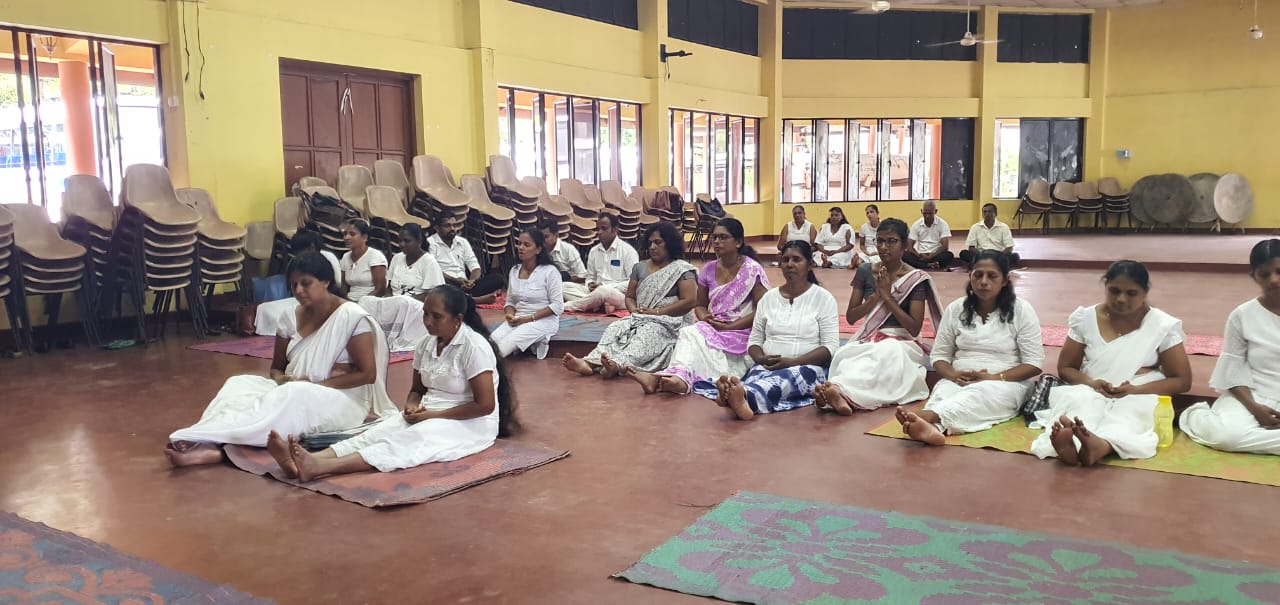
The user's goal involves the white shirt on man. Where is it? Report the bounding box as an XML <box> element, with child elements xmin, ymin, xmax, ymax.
<box><xmin>427</xmin><ymin>233</ymin><xmax>481</xmax><ymax>280</ymax></box>
<box><xmin>909</xmin><ymin>217</ymin><xmax>952</xmax><ymax>256</ymax></box>
<box><xmin>966</xmin><ymin>220</ymin><xmax>1015</xmax><ymax>252</ymax></box>
<box><xmin>549</xmin><ymin>239</ymin><xmax>588</xmax><ymax>280</ymax></box>
<box><xmin>585</xmin><ymin>238</ymin><xmax>639</xmax><ymax>289</ymax></box>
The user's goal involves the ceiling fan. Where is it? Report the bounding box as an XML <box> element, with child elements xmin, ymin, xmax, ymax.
<box><xmin>927</xmin><ymin>0</ymin><xmax>1000</xmax><ymax>47</ymax></box>
<box><xmin>847</xmin><ymin>1</ymin><xmax>892</xmax><ymax>15</ymax></box>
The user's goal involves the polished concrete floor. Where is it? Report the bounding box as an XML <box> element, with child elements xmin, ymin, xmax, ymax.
<box><xmin>2</xmin><ymin>241</ymin><xmax>1277</xmax><ymax>604</ymax></box>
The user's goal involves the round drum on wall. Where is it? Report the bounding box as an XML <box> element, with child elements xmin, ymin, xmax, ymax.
<box><xmin>1214</xmin><ymin>173</ymin><xmax>1255</xmax><ymax>224</ymax></box>
<box><xmin>1130</xmin><ymin>174</ymin><xmax>1195</xmax><ymax>225</ymax></box>
<box><xmin>1187</xmin><ymin>173</ymin><xmax>1221</xmax><ymax>224</ymax></box>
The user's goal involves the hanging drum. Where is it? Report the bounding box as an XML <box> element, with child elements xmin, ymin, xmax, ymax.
<box><xmin>1128</xmin><ymin>175</ymin><xmax>1158</xmax><ymax>225</ymax></box>
<box><xmin>1131</xmin><ymin>174</ymin><xmax>1195</xmax><ymax>225</ymax></box>
<box><xmin>1186</xmin><ymin>173</ymin><xmax>1221</xmax><ymax>224</ymax></box>
<box><xmin>1214</xmin><ymin>173</ymin><xmax>1255</xmax><ymax>224</ymax></box>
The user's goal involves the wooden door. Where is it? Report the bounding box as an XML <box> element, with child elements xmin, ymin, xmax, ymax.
<box><xmin>279</xmin><ymin>60</ymin><xmax>415</xmax><ymax>194</ymax></box>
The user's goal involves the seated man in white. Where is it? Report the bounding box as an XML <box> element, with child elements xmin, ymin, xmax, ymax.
<box><xmin>564</xmin><ymin>213</ymin><xmax>639</xmax><ymax>314</ymax></box>
<box><xmin>428</xmin><ymin>215</ymin><xmax>505</xmax><ymax>305</ymax></box>
<box><xmin>960</xmin><ymin>203</ymin><xmax>1020</xmax><ymax>268</ymax></box>
<box><xmin>540</xmin><ymin>220</ymin><xmax>589</xmax><ymax>302</ymax></box>
<box><xmin>904</xmin><ymin>200</ymin><xmax>955</xmax><ymax>271</ymax></box>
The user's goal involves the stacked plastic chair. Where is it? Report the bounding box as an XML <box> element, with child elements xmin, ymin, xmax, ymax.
<box><xmin>367</xmin><ymin>184</ymin><xmax>430</xmax><ymax>254</ymax></box>
<box><xmin>1074</xmin><ymin>181</ymin><xmax>1105</xmax><ymax>230</ymax></box>
<box><xmin>559</xmin><ymin>178</ymin><xmax>606</xmax><ymax>220</ymax></box>
<box><xmin>176</xmin><ymin>188</ymin><xmax>249</xmax><ymax>304</ymax></box>
<box><xmin>410</xmin><ymin>155</ymin><xmax>470</xmax><ymax>225</ymax></box>
<box><xmin>520</xmin><ymin>176</ymin><xmax>572</xmax><ymax>238</ymax></box>
<box><xmin>111</xmin><ymin>163</ymin><xmax>208</xmax><ymax>342</ymax></box>
<box><xmin>1098</xmin><ymin>177</ymin><xmax>1133</xmax><ymax>230</ymax></box>
<box><xmin>244</xmin><ymin>221</ymin><xmax>274</xmax><ymax>278</ymax></box>
<box><xmin>601</xmin><ymin>180</ymin><xmax>654</xmax><ymax>245</ymax></box>
<box><xmin>373</xmin><ymin>159</ymin><xmax>413</xmax><ymax>207</ymax></box>
<box><xmin>1013</xmin><ymin>178</ymin><xmax>1053</xmax><ymax>233</ymax></box>
<box><xmin>60</xmin><ymin>175</ymin><xmax>116</xmax><ymax>306</ymax></box>
<box><xmin>299</xmin><ymin>185</ymin><xmax>356</xmax><ymax>256</ymax></box>
<box><xmin>270</xmin><ymin>196</ymin><xmax>303</xmax><ymax>274</ymax></box>
<box><xmin>486</xmin><ymin>155</ymin><xmax>541</xmax><ymax>232</ymax></box>
<box><xmin>460</xmin><ymin>174</ymin><xmax>517</xmax><ymax>272</ymax></box>
<box><xmin>0</xmin><ymin>205</ymin><xmax>32</xmax><ymax>354</ymax></box>
<box><xmin>337</xmin><ymin>165</ymin><xmax>375</xmax><ymax>217</ymax></box>
<box><xmin>1049</xmin><ymin>182</ymin><xmax>1080</xmax><ymax>231</ymax></box>
<box><xmin>5</xmin><ymin>203</ymin><xmax>100</xmax><ymax>348</ymax></box>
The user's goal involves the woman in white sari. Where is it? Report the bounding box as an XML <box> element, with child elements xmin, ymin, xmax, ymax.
<box><xmin>814</xmin><ymin>218</ymin><xmax>942</xmax><ymax>414</ymax></box>
<box><xmin>357</xmin><ymin>224</ymin><xmax>445</xmax><ymax>352</ymax></box>
<box><xmin>563</xmin><ymin>222</ymin><xmax>697</xmax><ymax>377</ymax></box>
<box><xmin>897</xmin><ymin>250</ymin><xmax>1045</xmax><ymax>445</ymax></box>
<box><xmin>1181</xmin><ymin>240</ymin><xmax>1280</xmax><ymax>454</ymax></box>
<box><xmin>165</xmin><ymin>252</ymin><xmax>398</xmax><ymax>467</ymax></box>
<box><xmin>1031</xmin><ymin>260</ymin><xmax>1192</xmax><ymax>466</ymax></box>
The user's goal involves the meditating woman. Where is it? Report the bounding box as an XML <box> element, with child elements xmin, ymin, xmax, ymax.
<box><xmin>627</xmin><ymin>218</ymin><xmax>769</xmax><ymax>395</ymax></box>
<box><xmin>166</xmin><ymin>252</ymin><xmax>399</xmax><ymax>467</ymax></box>
<box><xmin>776</xmin><ymin>205</ymin><xmax>816</xmax><ymax>253</ymax></box>
<box><xmin>698</xmin><ymin>240</ymin><xmax>839</xmax><ymax>420</ymax></box>
<box><xmin>813</xmin><ymin>218</ymin><xmax>943</xmax><ymax>414</ymax></box>
<box><xmin>896</xmin><ymin>250</ymin><xmax>1045</xmax><ymax>445</ymax></box>
<box><xmin>856</xmin><ymin>204</ymin><xmax>882</xmax><ymax>265</ymax></box>
<box><xmin>254</xmin><ymin>230</ymin><xmax>342</xmax><ymax>336</ymax></box>
<box><xmin>357</xmin><ymin>224</ymin><xmax>445</xmax><ymax>351</ymax></box>
<box><xmin>1030</xmin><ymin>260</ymin><xmax>1191</xmax><ymax>466</ymax></box>
<box><xmin>268</xmin><ymin>284</ymin><xmax>518</xmax><ymax>481</ymax></box>
<box><xmin>1181</xmin><ymin>240</ymin><xmax>1280</xmax><ymax>455</ymax></box>
<box><xmin>339</xmin><ymin>219</ymin><xmax>388</xmax><ymax>302</ymax></box>
<box><xmin>490</xmin><ymin>227</ymin><xmax>563</xmax><ymax>359</ymax></box>
<box><xmin>813</xmin><ymin>206</ymin><xmax>856</xmax><ymax>269</ymax></box>
<box><xmin>563</xmin><ymin>221</ymin><xmax>697</xmax><ymax>377</ymax></box>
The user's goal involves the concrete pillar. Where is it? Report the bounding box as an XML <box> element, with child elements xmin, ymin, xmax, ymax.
<box><xmin>639</xmin><ymin>0</ymin><xmax>670</xmax><ymax>189</ymax></box>
<box><xmin>57</xmin><ymin>60</ymin><xmax>97</xmax><ymax>176</ymax></box>
<box><xmin>757</xmin><ymin>0</ymin><xmax>784</xmax><ymax>228</ymax></box>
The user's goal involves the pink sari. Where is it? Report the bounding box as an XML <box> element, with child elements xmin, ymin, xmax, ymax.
<box><xmin>691</xmin><ymin>258</ymin><xmax>770</xmax><ymax>355</ymax></box>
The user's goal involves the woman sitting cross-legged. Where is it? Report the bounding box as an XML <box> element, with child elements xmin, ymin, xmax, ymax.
<box><xmin>357</xmin><ymin>224</ymin><xmax>445</xmax><ymax>351</ymax></box>
<box><xmin>896</xmin><ymin>250</ymin><xmax>1045</xmax><ymax>445</ymax></box>
<box><xmin>269</xmin><ymin>284</ymin><xmax>518</xmax><ymax>481</ymax></box>
<box><xmin>813</xmin><ymin>206</ymin><xmax>857</xmax><ymax>269</ymax></box>
<box><xmin>1180</xmin><ymin>240</ymin><xmax>1280</xmax><ymax>455</ymax></box>
<box><xmin>165</xmin><ymin>252</ymin><xmax>399</xmax><ymax>467</ymax></box>
<box><xmin>813</xmin><ymin>217</ymin><xmax>943</xmax><ymax>414</ymax></box>
<box><xmin>1029</xmin><ymin>260</ymin><xmax>1192</xmax><ymax>466</ymax></box>
<box><xmin>695</xmin><ymin>240</ymin><xmax>839</xmax><ymax>420</ymax></box>
<box><xmin>562</xmin><ymin>221</ymin><xmax>697</xmax><ymax>378</ymax></box>
<box><xmin>627</xmin><ymin>218</ymin><xmax>769</xmax><ymax>395</ymax></box>
<box><xmin>490</xmin><ymin>227</ymin><xmax>563</xmax><ymax>359</ymax></box>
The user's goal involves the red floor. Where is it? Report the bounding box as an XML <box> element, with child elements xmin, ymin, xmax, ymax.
<box><xmin>1</xmin><ymin>234</ymin><xmax>1277</xmax><ymax>604</ymax></box>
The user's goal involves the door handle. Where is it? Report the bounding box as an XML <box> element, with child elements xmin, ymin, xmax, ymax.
<box><xmin>340</xmin><ymin>87</ymin><xmax>352</xmax><ymax>115</ymax></box>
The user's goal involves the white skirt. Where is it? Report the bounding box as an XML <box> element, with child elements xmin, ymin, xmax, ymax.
<box><xmin>924</xmin><ymin>379</ymin><xmax>1029</xmax><ymax>434</ymax></box>
<box><xmin>255</xmin><ymin>298</ymin><xmax>299</xmax><ymax>336</ymax></box>
<box><xmin>358</xmin><ymin>295</ymin><xmax>429</xmax><ymax>352</ymax></box>
<box><xmin>826</xmin><ymin>337</ymin><xmax>929</xmax><ymax>409</ymax></box>
<box><xmin>814</xmin><ymin>249</ymin><xmax>855</xmax><ymax>268</ymax></box>
<box><xmin>170</xmin><ymin>376</ymin><xmax>368</xmax><ymax>447</ymax></box>
<box><xmin>330</xmin><ymin>413</ymin><xmax>498</xmax><ymax>472</ymax></box>
<box><xmin>490</xmin><ymin>315</ymin><xmax>560</xmax><ymax>357</ymax></box>
<box><xmin>1029</xmin><ymin>385</ymin><xmax>1158</xmax><ymax>460</ymax></box>
<box><xmin>1181</xmin><ymin>395</ymin><xmax>1280</xmax><ymax>456</ymax></box>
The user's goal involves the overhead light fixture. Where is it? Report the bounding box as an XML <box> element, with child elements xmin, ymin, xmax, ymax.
<box><xmin>1250</xmin><ymin>0</ymin><xmax>1263</xmax><ymax>39</ymax></box>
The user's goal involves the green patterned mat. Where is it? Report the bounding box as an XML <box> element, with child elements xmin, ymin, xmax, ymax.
<box><xmin>616</xmin><ymin>491</ymin><xmax>1280</xmax><ymax>605</ymax></box>
<box><xmin>867</xmin><ymin>405</ymin><xmax>1280</xmax><ymax>487</ymax></box>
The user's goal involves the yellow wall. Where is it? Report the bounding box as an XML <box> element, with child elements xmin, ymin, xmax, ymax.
<box><xmin>1101</xmin><ymin>0</ymin><xmax>1279</xmax><ymax>228</ymax></box>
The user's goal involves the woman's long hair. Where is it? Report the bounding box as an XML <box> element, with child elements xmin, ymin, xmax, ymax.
<box><xmin>430</xmin><ymin>284</ymin><xmax>518</xmax><ymax>437</ymax></box>
<box><xmin>828</xmin><ymin>206</ymin><xmax>849</xmax><ymax>227</ymax></box>
<box><xmin>960</xmin><ymin>249</ymin><xmax>1016</xmax><ymax>327</ymax></box>
<box><xmin>644</xmin><ymin>221</ymin><xmax>685</xmax><ymax>261</ymax></box>
<box><xmin>780</xmin><ymin>239</ymin><xmax>820</xmax><ymax>285</ymax></box>
<box><xmin>288</xmin><ymin>251</ymin><xmax>342</xmax><ymax>297</ymax></box>
<box><xmin>717</xmin><ymin>217</ymin><xmax>759</xmax><ymax>262</ymax></box>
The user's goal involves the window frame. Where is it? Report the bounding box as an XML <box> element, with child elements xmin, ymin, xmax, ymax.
<box><xmin>668</xmin><ymin>107</ymin><xmax>760</xmax><ymax>205</ymax></box>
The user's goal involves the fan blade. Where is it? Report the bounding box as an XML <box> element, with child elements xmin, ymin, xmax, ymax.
<box><xmin>924</xmin><ymin>40</ymin><xmax>961</xmax><ymax>47</ymax></box>
<box><xmin>976</xmin><ymin>39</ymin><xmax>1003</xmax><ymax>44</ymax></box>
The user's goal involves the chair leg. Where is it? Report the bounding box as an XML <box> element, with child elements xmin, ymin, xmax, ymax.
<box><xmin>75</xmin><ymin>288</ymin><xmax>99</xmax><ymax>347</ymax></box>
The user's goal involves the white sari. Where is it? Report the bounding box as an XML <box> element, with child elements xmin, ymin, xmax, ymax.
<box><xmin>825</xmin><ymin>268</ymin><xmax>942</xmax><ymax>410</ymax></box>
<box><xmin>1030</xmin><ymin>305</ymin><xmax>1184</xmax><ymax>460</ymax></box>
<box><xmin>171</xmin><ymin>303</ymin><xmax>399</xmax><ymax>447</ymax></box>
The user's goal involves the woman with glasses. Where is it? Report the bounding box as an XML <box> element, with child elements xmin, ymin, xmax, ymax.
<box><xmin>813</xmin><ymin>218</ymin><xmax>943</xmax><ymax>414</ymax></box>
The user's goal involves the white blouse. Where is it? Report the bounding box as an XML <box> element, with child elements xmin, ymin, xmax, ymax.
<box><xmin>747</xmin><ymin>285</ymin><xmax>840</xmax><ymax>358</ymax></box>
<box><xmin>506</xmin><ymin>264</ymin><xmax>564</xmax><ymax>317</ymax></box>
<box><xmin>340</xmin><ymin>248</ymin><xmax>388</xmax><ymax>302</ymax></box>
<box><xmin>814</xmin><ymin>223</ymin><xmax>853</xmax><ymax>251</ymax></box>
<box><xmin>930</xmin><ymin>297</ymin><xmax>1045</xmax><ymax>380</ymax></box>
<box><xmin>784</xmin><ymin>220</ymin><xmax>813</xmax><ymax>243</ymax></box>
<box><xmin>1068</xmin><ymin>304</ymin><xmax>1185</xmax><ymax>371</ymax></box>
<box><xmin>388</xmin><ymin>252</ymin><xmax>445</xmax><ymax>297</ymax></box>
<box><xmin>1210</xmin><ymin>299</ymin><xmax>1280</xmax><ymax>401</ymax></box>
<box><xmin>857</xmin><ymin>222</ymin><xmax>878</xmax><ymax>252</ymax></box>
<box><xmin>413</xmin><ymin>324</ymin><xmax>500</xmax><ymax>419</ymax></box>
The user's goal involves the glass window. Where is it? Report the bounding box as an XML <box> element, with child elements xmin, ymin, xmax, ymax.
<box><xmin>597</xmin><ymin>101</ymin><xmax>615</xmax><ymax>182</ymax></box>
<box><xmin>743</xmin><ymin>118</ymin><xmax>757</xmax><ymax>204</ymax></box>
<box><xmin>711</xmin><ymin>114</ymin><xmax>728</xmax><ymax>202</ymax></box>
<box><xmin>547</xmin><ymin>94</ymin><xmax>569</xmax><ymax>192</ymax></box>
<box><xmin>815</xmin><ymin>119</ymin><xmax>844</xmax><ymax>202</ymax></box>
<box><xmin>785</xmin><ymin>120</ymin><xmax>813</xmax><ymax>203</ymax></box>
<box><xmin>511</xmin><ymin>89</ymin><xmax>539</xmax><ymax>178</ymax></box>
<box><xmin>884</xmin><ymin>119</ymin><xmax>911</xmax><ymax>201</ymax></box>
<box><xmin>670</xmin><ymin>109</ymin><xmax>757</xmax><ymax>204</ymax></box>
<box><xmin>497</xmin><ymin>89</ymin><xmax>511</xmax><ymax>162</ymax></box>
<box><xmin>910</xmin><ymin>119</ymin><xmax>941</xmax><ymax>200</ymax></box>
<box><xmin>619</xmin><ymin>102</ymin><xmax>640</xmax><ymax>190</ymax></box>
<box><xmin>572</xmin><ymin>98</ymin><xmax>596</xmax><ymax>184</ymax></box>
<box><xmin>691</xmin><ymin>112</ymin><xmax>709</xmax><ymax>196</ymax></box>
<box><xmin>993</xmin><ymin>118</ymin><xmax>1020</xmax><ymax>199</ymax></box>
<box><xmin>728</xmin><ymin>117</ymin><xmax>743</xmax><ymax>205</ymax></box>
<box><xmin>849</xmin><ymin>120</ymin><xmax>878</xmax><ymax>202</ymax></box>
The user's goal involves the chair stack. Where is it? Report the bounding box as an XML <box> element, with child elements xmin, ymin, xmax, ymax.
<box><xmin>691</xmin><ymin>194</ymin><xmax>723</xmax><ymax>257</ymax></box>
<box><xmin>244</xmin><ymin>221</ymin><xmax>274</xmax><ymax>278</ymax></box>
<box><xmin>111</xmin><ymin>163</ymin><xmax>208</xmax><ymax>341</ymax></box>
<box><xmin>0</xmin><ymin>205</ymin><xmax>32</xmax><ymax>354</ymax></box>
<box><xmin>5</xmin><ymin>203</ymin><xmax>99</xmax><ymax>348</ymax></box>
<box><xmin>410</xmin><ymin>155</ymin><xmax>471</xmax><ymax>225</ymax></box>
<box><xmin>373</xmin><ymin>159</ymin><xmax>413</xmax><ymax>207</ymax></box>
<box><xmin>1074</xmin><ymin>181</ymin><xmax>1105</xmax><ymax>229</ymax></box>
<box><xmin>522</xmin><ymin>176</ymin><xmax>573</xmax><ymax>238</ymax></box>
<box><xmin>176</xmin><ymin>188</ymin><xmax>249</xmax><ymax>303</ymax></box>
<box><xmin>299</xmin><ymin>186</ymin><xmax>354</xmax><ymax>256</ymax></box>
<box><xmin>270</xmin><ymin>196</ymin><xmax>303</xmax><ymax>274</ymax></box>
<box><xmin>60</xmin><ymin>175</ymin><xmax>116</xmax><ymax>301</ymax></box>
<box><xmin>1049</xmin><ymin>182</ymin><xmax>1080</xmax><ymax>230</ymax></box>
<box><xmin>600</xmin><ymin>180</ymin><xmax>653</xmax><ymax>245</ymax></box>
<box><xmin>559</xmin><ymin>179</ymin><xmax>606</xmax><ymax>220</ymax></box>
<box><xmin>1013</xmin><ymin>178</ymin><xmax>1053</xmax><ymax>233</ymax></box>
<box><xmin>1098</xmin><ymin>178</ymin><xmax>1133</xmax><ymax>230</ymax></box>
<box><xmin>486</xmin><ymin>155</ymin><xmax>541</xmax><ymax>231</ymax></box>
<box><xmin>460</xmin><ymin>175</ymin><xmax>517</xmax><ymax>273</ymax></box>
<box><xmin>367</xmin><ymin>184</ymin><xmax>431</xmax><ymax>254</ymax></box>
<box><xmin>338</xmin><ymin>165</ymin><xmax>375</xmax><ymax>217</ymax></box>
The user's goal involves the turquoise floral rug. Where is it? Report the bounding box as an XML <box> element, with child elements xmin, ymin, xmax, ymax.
<box><xmin>616</xmin><ymin>491</ymin><xmax>1280</xmax><ymax>604</ymax></box>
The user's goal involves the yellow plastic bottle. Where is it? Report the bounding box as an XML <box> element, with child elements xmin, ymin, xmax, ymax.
<box><xmin>1154</xmin><ymin>395</ymin><xmax>1175</xmax><ymax>449</ymax></box>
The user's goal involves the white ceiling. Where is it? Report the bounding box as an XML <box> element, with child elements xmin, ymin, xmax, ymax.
<box><xmin>783</xmin><ymin>0</ymin><xmax>1163</xmax><ymax>8</ymax></box>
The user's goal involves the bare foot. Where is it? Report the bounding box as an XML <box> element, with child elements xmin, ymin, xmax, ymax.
<box><xmin>900</xmin><ymin>410</ymin><xmax>945</xmax><ymax>446</ymax></box>
<box><xmin>895</xmin><ymin>405</ymin><xmax>912</xmax><ymax>426</ymax></box>
<box><xmin>725</xmin><ymin>376</ymin><xmax>753</xmax><ymax>421</ymax></box>
<box><xmin>290</xmin><ymin>436</ymin><xmax>322</xmax><ymax>482</ymax></box>
<box><xmin>473</xmin><ymin>293</ymin><xmax>498</xmax><ymax>305</ymax></box>
<box><xmin>599</xmin><ymin>353</ymin><xmax>622</xmax><ymax>379</ymax></box>
<box><xmin>267</xmin><ymin>430</ymin><xmax>298</xmax><ymax>478</ymax></box>
<box><xmin>164</xmin><ymin>442</ymin><xmax>223</xmax><ymax>467</ymax></box>
<box><xmin>562</xmin><ymin>353</ymin><xmax>594</xmax><ymax>377</ymax></box>
<box><xmin>627</xmin><ymin>368</ymin><xmax>660</xmax><ymax>395</ymax></box>
<box><xmin>714</xmin><ymin>376</ymin><xmax>732</xmax><ymax>407</ymax></box>
<box><xmin>1073</xmin><ymin>417</ymin><xmax>1113</xmax><ymax>467</ymax></box>
<box><xmin>170</xmin><ymin>440</ymin><xmax>198</xmax><ymax>452</ymax></box>
<box><xmin>1050</xmin><ymin>416</ymin><xmax>1080</xmax><ymax>466</ymax></box>
<box><xmin>657</xmin><ymin>376</ymin><xmax>688</xmax><ymax>395</ymax></box>
<box><xmin>814</xmin><ymin>383</ymin><xmax>854</xmax><ymax>416</ymax></box>
<box><xmin>604</xmin><ymin>302</ymin><xmax>617</xmax><ymax>314</ymax></box>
